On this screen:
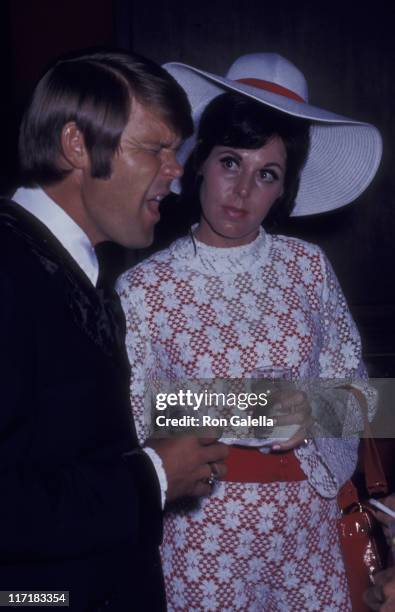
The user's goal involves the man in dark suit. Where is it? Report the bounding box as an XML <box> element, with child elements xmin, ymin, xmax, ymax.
<box><xmin>0</xmin><ymin>50</ymin><xmax>227</xmax><ymax>611</ymax></box>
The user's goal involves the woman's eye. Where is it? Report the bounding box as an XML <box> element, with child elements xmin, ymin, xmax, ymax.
<box><xmin>220</xmin><ymin>156</ymin><xmax>238</xmax><ymax>170</ymax></box>
<box><xmin>259</xmin><ymin>169</ymin><xmax>278</xmax><ymax>183</ymax></box>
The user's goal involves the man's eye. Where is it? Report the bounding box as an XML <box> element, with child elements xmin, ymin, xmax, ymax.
<box><xmin>220</xmin><ymin>156</ymin><xmax>238</xmax><ymax>170</ymax></box>
<box><xmin>143</xmin><ymin>144</ymin><xmax>161</xmax><ymax>154</ymax></box>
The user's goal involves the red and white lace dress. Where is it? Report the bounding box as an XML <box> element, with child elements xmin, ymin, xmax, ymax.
<box><xmin>118</xmin><ymin>228</ymin><xmax>369</xmax><ymax>611</ymax></box>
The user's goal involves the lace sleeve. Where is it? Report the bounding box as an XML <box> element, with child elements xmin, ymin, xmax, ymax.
<box><xmin>317</xmin><ymin>250</ymin><xmax>376</xmax><ymax>418</ymax></box>
<box><xmin>117</xmin><ymin>272</ymin><xmax>154</xmax><ymax>445</ymax></box>
<box><xmin>318</xmin><ymin>255</ymin><xmax>363</xmax><ymax>377</ymax></box>
<box><xmin>296</xmin><ymin>249</ymin><xmax>376</xmax><ymax>496</ymax></box>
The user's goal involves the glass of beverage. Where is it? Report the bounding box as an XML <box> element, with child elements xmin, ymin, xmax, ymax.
<box><xmin>250</xmin><ymin>366</ymin><xmax>300</xmax><ymax>445</ymax></box>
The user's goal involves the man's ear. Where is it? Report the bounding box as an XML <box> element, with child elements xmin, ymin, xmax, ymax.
<box><xmin>60</xmin><ymin>122</ymin><xmax>90</xmax><ymax>170</ymax></box>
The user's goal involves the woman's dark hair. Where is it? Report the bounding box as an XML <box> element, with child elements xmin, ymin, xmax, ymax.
<box><xmin>179</xmin><ymin>92</ymin><xmax>310</xmax><ymax>229</ymax></box>
<box><xmin>18</xmin><ymin>50</ymin><xmax>193</xmax><ymax>186</ymax></box>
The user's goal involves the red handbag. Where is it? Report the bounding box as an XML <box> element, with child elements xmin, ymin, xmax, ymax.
<box><xmin>337</xmin><ymin>431</ymin><xmax>388</xmax><ymax>611</ymax></box>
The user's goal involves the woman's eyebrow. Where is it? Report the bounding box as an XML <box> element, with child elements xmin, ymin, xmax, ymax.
<box><xmin>265</xmin><ymin>161</ymin><xmax>285</xmax><ymax>170</ymax></box>
<box><xmin>217</xmin><ymin>149</ymin><xmax>242</xmax><ymax>160</ymax></box>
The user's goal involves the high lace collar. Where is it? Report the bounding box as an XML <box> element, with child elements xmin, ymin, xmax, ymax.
<box><xmin>170</xmin><ymin>226</ymin><xmax>271</xmax><ymax>275</ymax></box>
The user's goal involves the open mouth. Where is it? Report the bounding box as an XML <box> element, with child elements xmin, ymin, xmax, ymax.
<box><xmin>146</xmin><ymin>199</ymin><xmax>161</xmax><ymax>220</ymax></box>
<box><xmin>146</xmin><ymin>194</ymin><xmax>166</xmax><ymax>221</ymax></box>
<box><xmin>222</xmin><ymin>206</ymin><xmax>248</xmax><ymax>220</ymax></box>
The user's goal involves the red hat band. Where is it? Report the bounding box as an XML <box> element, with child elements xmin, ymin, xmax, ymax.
<box><xmin>236</xmin><ymin>77</ymin><xmax>305</xmax><ymax>103</ymax></box>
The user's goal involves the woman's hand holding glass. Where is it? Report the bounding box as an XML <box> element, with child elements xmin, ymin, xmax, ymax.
<box><xmin>268</xmin><ymin>387</ymin><xmax>313</xmax><ymax>451</ymax></box>
<box><xmin>251</xmin><ymin>367</ymin><xmax>313</xmax><ymax>451</ymax></box>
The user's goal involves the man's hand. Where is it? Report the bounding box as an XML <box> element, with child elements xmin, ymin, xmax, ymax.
<box><xmin>269</xmin><ymin>390</ymin><xmax>313</xmax><ymax>451</ymax></box>
<box><xmin>372</xmin><ymin>495</ymin><xmax>395</xmax><ymax>540</ymax></box>
<box><xmin>147</xmin><ymin>436</ymin><xmax>229</xmax><ymax>502</ymax></box>
<box><xmin>364</xmin><ymin>567</ymin><xmax>395</xmax><ymax>610</ymax></box>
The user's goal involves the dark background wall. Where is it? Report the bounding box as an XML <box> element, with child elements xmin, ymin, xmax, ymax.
<box><xmin>125</xmin><ymin>0</ymin><xmax>395</xmax><ymax>377</ymax></box>
<box><xmin>0</xmin><ymin>0</ymin><xmax>115</xmax><ymax>194</ymax></box>
<box><xmin>1</xmin><ymin>0</ymin><xmax>394</xmax><ymax>376</ymax></box>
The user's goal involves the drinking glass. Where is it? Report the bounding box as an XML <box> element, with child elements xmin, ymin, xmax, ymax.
<box><xmin>250</xmin><ymin>366</ymin><xmax>300</xmax><ymax>445</ymax></box>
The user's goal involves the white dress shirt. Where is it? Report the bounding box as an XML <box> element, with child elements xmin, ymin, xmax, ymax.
<box><xmin>12</xmin><ymin>186</ymin><xmax>167</xmax><ymax>508</ymax></box>
<box><xmin>14</xmin><ymin>187</ymin><xmax>99</xmax><ymax>285</ymax></box>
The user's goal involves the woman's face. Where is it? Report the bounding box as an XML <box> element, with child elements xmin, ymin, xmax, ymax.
<box><xmin>195</xmin><ymin>136</ymin><xmax>286</xmax><ymax>247</ymax></box>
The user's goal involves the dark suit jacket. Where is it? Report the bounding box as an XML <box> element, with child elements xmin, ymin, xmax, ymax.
<box><xmin>0</xmin><ymin>199</ymin><xmax>165</xmax><ymax>611</ymax></box>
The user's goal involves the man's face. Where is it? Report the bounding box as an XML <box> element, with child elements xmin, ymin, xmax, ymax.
<box><xmin>80</xmin><ymin>100</ymin><xmax>182</xmax><ymax>248</ymax></box>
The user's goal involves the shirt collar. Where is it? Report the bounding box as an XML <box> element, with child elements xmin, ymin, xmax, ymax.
<box><xmin>12</xmin><ymin>186</ymin><xmax>99</xmax><ymax>286</ymax></box>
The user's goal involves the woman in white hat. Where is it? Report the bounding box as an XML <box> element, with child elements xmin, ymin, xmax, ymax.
<box><xmin>118</xmin><ymin>54</ymin><xmax>381</xmax><ymax>610</ymax></box>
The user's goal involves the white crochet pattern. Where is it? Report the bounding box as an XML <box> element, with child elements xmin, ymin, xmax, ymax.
<box><xmin>118</xmin><ymin>227</ymin><xmax>372</xmax><ymax>498</ymax></box>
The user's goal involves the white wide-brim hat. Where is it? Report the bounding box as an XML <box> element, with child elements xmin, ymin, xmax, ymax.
<box><xmin>164</xmin><ymin>53</ymin><xmax>382</xmax><ymax>216</ymax></box>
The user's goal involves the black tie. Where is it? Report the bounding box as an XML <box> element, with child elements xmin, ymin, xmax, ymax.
<box><xmin>95</xmin><ymin>243</ymin><xmax>127</xmax><ymax>358</ymax></box>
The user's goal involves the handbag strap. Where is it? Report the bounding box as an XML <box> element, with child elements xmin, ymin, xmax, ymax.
<box><xmin>362</xmin><ymin>437</ymin><xmax>388</xmax><ymax>496</ymax></box>
<box><xmin>337</xmin><ymin>385</ymin><xmax>388</xmax><ymax>510</ymax></box>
